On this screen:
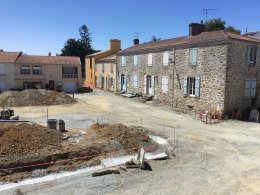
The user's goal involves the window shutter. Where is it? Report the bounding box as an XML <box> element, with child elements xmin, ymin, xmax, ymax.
<box><xmin>123</xmin><ymin>75</ymin><xmax>127</xmax><ymax>91</ymax></box>
<box><xmin>133</xmin><ymin>75</ymin><xmax>138</xmax><ymax>88</ymax></box>
<box><xmin>144</xmin><ymin>75</ymin><xmax>147</xmax><ymax>94</ymax></box>
<box><xmin>121</xmin><ymin>56</ymin><xmax>125</xmax><ymax>66</ymax></box>
<box><xmin>250</xmin><ymin>79</ymin><xmax>257</xmax><ymax>97</ymax></box>
<box><xmin>162</xmin><ymin>76</ymin><xmax>168</xmax><ymax>93</ymax></box>
<box><xmin>244</xmin><ymin>79</ymin><xmax>251</xmax><ymax>97</ymax></box>
<box><xmin>183</xmin><ymin>76</ymin><xmax>188</xmax><ymax>96</ymax></box>
<box><xmin>163</xmin><ymin>52</ymin><xmax>169</xmax><ymax>65</ymax></box>
<box><xmin>148</xmin><ymin>53</ymin><xmax>153</xmax><ymax>66</ymax></box>
<box><xmin>134</xmin><ymin>54</ymin><xmax>138</xmax><ymax>66</ymax></box>
<box><xmin>256</xmin><ymin>47</ymin><xmax>260</xmax><ymax>65</ymax></box>
<box><xmin>195</xmin><ymin>77</ymin><xmax>200</xmax><ymax>97</ymax></box>
<box><xmin>193</xmin><ymin>48</ymin><xmax>197</xmax><ymax>65</ymax></box>
<box><xmin>247</xmin><ymin>46</ymin><xmax>251</xmax><ymax>65</ymax></box>
<box><xmin>136</xmin><ymin>75</ymin><xmax>139</xmax><ymax>88</ymax></box>
<box><xmin>151</xmin><ymin>75</ymin><xmax>155</xmax><ymax>95</ymax></box>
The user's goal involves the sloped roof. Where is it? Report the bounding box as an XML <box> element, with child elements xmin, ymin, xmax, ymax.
<box><xmin>96</xmin><ymin>54</ymin><xmax>116</xmax><ymax>63</ymax></box>
<box><xmin>0</xmin><ymin>52</ymin><xmax>21</xmax><ymax>63</ymax></box>
<box><xmin>86</xmin><ymin>50</ymin><xmax>109</xmax><ymax>57</ymax></box>
<box><xmin>16</xmin><ymin>55</ymin><xmax>81</xmax><ymax>65</ymax></box>
<box><xmin>119</xmin><ymin>30</ymin><xmax>260</xmax><ymax>54</ymax></box>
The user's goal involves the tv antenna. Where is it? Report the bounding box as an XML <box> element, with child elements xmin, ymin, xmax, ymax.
<box><xmin>202</xmin><ymin>8</ymin><xmax>218</xmax><ymax>22</ymax></box>
<box><xmin>134</xmin><ymin>32</ymin><xmax>143</xmax><ymax>39</ymax></box>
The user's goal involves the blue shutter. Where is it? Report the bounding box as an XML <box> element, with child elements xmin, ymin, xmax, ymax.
<box><xmin>193</xmin><ymin>48</ymin><xmax>197</xmax><ymax>65</ymax></box>
<box><xmin>250</xmin><ymin>79</ymin><xmax>257</xmax><ymax>97</ymax></box>
<box><xmin>183</xmin><ymin>76</ymin><xmax>188</xmax><ymax>96</ymax></box>
<box><xmin>244</xmin><ymin>79</ymin><xmax>251</xmax><ymax>97</ymax></box>
<box><xmin>189</xmin><ymin>49</ymin><xmax>193</xmax><ymax>65</ymax></box>
<box><xmin>195</xmin><ymin>77</ymin><xmax>200</xmax><ymax>97</ymax></box>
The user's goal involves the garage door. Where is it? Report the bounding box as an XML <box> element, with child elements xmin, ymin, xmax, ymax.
<box><xmin>0</xmin><ymin>81</ymin><xmax>6</xmax><ymax>91</ymax></box>
<box><xmin>63</xmin><ymin>82</ymin><xmax>77</xmax><ymax>93</ymax></box>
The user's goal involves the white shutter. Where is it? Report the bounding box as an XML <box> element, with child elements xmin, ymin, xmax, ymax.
<box><xmin>244</xmin><ymin>79</ymin><xmax>251</xmax><ymax>97</ymax></box>
<box><xmin>163</xmin><ymin>52</ymin><xmax>169</xmax><ymax>65</ymax></box>
<box><xmin>256</xmin><ymin>47</ymin><xmax>260</xmax><ymax>65</ymax></box>
<box><xmin>195</xmin><ymin>77</ymin><xmax>200</xmax><ymax>97</ymax></box>
<box><xmin>162</xmin><ymin>76</ymin><xmax>168</xmax><ymax>93</ymax></box>
<box><xmin>123</xmin><ymin>75</ymin><xmax>127</xmax><ymax>91</ymax></box>
<box><xmin>134</xmin><ymin>54</ymin><xmax>138</xmax><ymax>66</ymax></box>
<box><xmin>144</xmin><ymin>75</ymin><xmax>147</xmax><ymax>94</ymax></box>
<box><xmin>183</xmin><ymin>76</ymin><xmax>188</xmax><ymax>96</ymax></box>
<box><xmin>250</xmin><ymin>79</ymin><xmax>257</xmax><ymax>97</ymax></box>
<box><xmin>0</xmin><ymin>64</ymin><xmax>6</xmax><ymax>75</ymax></box>
<box><xmin>151</xmin><ymin>75</ymin><xmax>155</xmax><ymax>95</ymax></box>
<box><xmin>133</xmin><ymin>75</ymin><xmax>138</xmax><ymax>88</ymax></box>
<box><xmin>193</xmin><ymin>48</ymin><xmax>197</xmax><ymax>65</ymax></box>
<box><xmin>148</xmin><ymin>53</ymin><xmax>153</xmax><ymax>66</ymax></box>
<box><xmin>189</xmin><ymin>49</ymin><xmax>193</xmax><ymax>65</ymax></box>
<box><xmin>121</xmin><ymin>56</ymin><xmax>125</xmax><ymax>66</ymax></box>
<box><xmin>119</xmin><ymin>74</ymin><xmax>122</xmax><ymax>90</ymax></box>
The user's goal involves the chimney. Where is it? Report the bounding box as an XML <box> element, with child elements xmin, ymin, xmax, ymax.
<box><xmin>189</xmin><ymin>23</ymin><xmax>205</xmax><ymax>36</ymax></box>
<box><xmin>133</xmin><ymin>38</ymin><xmax>139</xmax><ymax>45</ymax></box>
<box><xmin>48</xmin><ymin>52</ymin><xmax>51</xmax><ymax>56</ymax></box>
<box><xmin>109</xmin><ymin>39</ymin><xmax>121</xmax><ymax>52</ymax></box>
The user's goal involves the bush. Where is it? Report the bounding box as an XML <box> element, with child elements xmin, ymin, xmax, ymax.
<box><xmin>77</xmin><ymin>87</ymin><xmax>93</xmax><ymax>93</ymax></box>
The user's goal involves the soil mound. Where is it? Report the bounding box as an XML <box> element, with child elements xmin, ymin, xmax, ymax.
<box><xmin>0</xmin><ymin>89</ymin><xmax>76</xmax><ymax>107</ymax></box>
<box><xmin>0</xmin><ymin>123</ymin><xmax>63</xmax><ymax>158</ymax></box>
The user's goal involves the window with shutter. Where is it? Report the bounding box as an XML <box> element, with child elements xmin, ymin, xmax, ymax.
<box><xmin>244</xmin><ymin>79</ymin><xmax>257</xmax><ymax>97</ymax></box>
<box><xmin>134</xmin><ymin>54</ymin><xmax>138</xmax><ymax>66</ymax></box>
<box><xmin>247</xmin><ymin>46</ymin><xmax>257</xmax><ymax>65</ymax></box>
<box><xmin>244</xmin><ymin>79</ymin><xmax>251</xmax><ymax>97</ymax></box>
<box><xmin>144</xmin><ymin>75</ymin><xmax>147</xmax><ymax>94</ymax></box>
<box><xmin>189</xmin><ymin>48</ymin><xmax>197</xmax><ymax>65</ymax></box>
<box><xmin>162</xmin><ymin>76</ymin><xmax>168</xmax><ymax>93</ymax></box>
<box><xmin>0</xmin><ymin>64</ymin><xmax>6</xmax><ymax>75</ymax></box>
<box><xmin>121</xmin><ymin>56</ymin><xmax>125</xmax><ymax>66</ymax></box>
<box><xmin>183</xmin><ymin>76</ymin><xmax>188</xmax><ymax>96</ymax></box>
<box><xmin>163</xmin><ymin>52</ymin><xmax>169</xmax><ymax>66</ymax></box>
<box><xmin>195</xmin><ymin>77</ymin><xmax>200</xmax><ymax>97</ymax></box>
<box><xmin>250</xmin><ymin>79</ymin><xmax>256</xmax><ymax>97</ymax></box>
<box><xmin>133</xmin><ymin>75</ymin><xmax>138</xmax><ymax>88</ymax></box>
<box><xmin>148</xmin><ymin>53</ymin><xmax>153</xmax><ymax>66</ymax></box>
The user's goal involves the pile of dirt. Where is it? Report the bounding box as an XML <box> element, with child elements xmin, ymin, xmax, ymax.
<box><xmin>0</xmin><ymin>89</ymin><xmax>76</xmax><ymax>107</ymax></box>
<box><xmin>88</xmin><ymin>123</ymin><xmax>156</xmax><ymax>151</ymax></box>
<box><xmin>0</xmin><ymin>123</ymin><xmax>63</xmax><ymax>159</ymax></box>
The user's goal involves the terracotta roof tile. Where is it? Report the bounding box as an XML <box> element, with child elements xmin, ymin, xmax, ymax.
<box><xmin>0</xmin><ymin>52</ymin><xmax>21</xmax><ymax>63</ymax></box>
<box><xmin>16</xmin><ymin>55</ymin><xmax>81</xmax><ymax>65</ymax></box>
<box><xmin>120</xmin><ymin>30</ymin><xmax>260</xmax><ymax>53</ymax></box>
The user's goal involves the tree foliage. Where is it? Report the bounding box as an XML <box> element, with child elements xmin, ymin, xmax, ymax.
<box><xmin>0</xmin><ymin>49</ymin><xmax>4</xmax><ymax>52</ymax></box>
<box><xmin>205</xmin><ymin>18</ymin><xmax>241</xmax><ymax>34</ymax></box>
<box><xmin>61</xmin><ymin>25</ymin><xmax>95</xmax><ymax>77</ymax></box>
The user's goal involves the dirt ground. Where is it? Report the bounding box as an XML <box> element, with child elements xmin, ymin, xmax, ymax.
<box><xmin>1</xmin><ymin>89</ymin><xmax>260</xmax><ymax>194</ymax></box>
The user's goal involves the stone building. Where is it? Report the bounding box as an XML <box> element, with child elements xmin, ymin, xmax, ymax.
<box><xmin>116</xmin><ymin>24</ymin><xmax>260</xmax><ymax>116</ymax></box>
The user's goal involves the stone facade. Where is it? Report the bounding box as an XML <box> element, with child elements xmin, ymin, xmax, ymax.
<box><xmin>117</xmin><ymin>36</ymin><xmax>260</xmax><ymax>115</ymax></box>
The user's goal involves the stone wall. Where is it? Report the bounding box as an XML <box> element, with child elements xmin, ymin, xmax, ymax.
<box><xmin>225</xmin><ymin>41</ymin><xmax>260</xmax><ymax>114</ymax></box>
<box><xmin>174</xmin><ymin>42</ymin><xmax>228</xmax><ymax>113</ymax></box>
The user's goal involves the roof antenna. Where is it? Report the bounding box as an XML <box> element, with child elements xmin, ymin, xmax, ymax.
<box><xmin>134</xmin><ymin>32</ymin><xmax>143</xmax><ymax>39</ymax></box>
<box><xmin>246</xmin><ymin>28</ymin><xmax>248</xmax><ymax>33</ymax></box>
<box><xmin>202</xmin><ymin>8</ymin><xmax>218</xmax><ymax>22</ymax></box>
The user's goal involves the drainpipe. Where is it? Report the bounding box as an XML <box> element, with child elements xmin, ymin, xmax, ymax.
<box><xmin>171</xmin><ymin>48</ymin><xmax>176</xmax><ymax>107</ymax></box>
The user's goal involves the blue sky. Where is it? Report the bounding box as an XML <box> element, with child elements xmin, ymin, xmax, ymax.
<box><xmin>0</xmin><ymin>0</ymin><xmax>259</xmax><ymax>55</ymax></box>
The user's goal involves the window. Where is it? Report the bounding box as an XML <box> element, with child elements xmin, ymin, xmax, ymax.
<box><xmin>110</xmin><ymin>63</ymin><xmax>113</xmax><ymax>73</ymax></box>
<box><xmin>148</xmin><ymin>53</ymin><xmax>153</xmax><ymax>66</ymax></box>
<box><xmin>110</xmin><ymin>78</ymin><xmax>113</xmax><ymax>88</ymax></box>
<box><xmin>183</xmin><ymin>76</ymin><xmax>200</xmax><ymax>97</ymax></box>
<box><xmin>244</xmin><ymin>79</ymin><xmax>256</xmax><ymax>97</ymax></box>
<box><xmin>102</xmin><ymin>63</ymin><xmax>105</xmax><ymax>73</ymax></box>
<box><xmin>23</xmin><ymin>82</ymin><xmax>43</xmax><ymax>89</ymax></box>
<box><xmin>133</xmin><ymin>75</ymin><xmax>138</xmax><ymax>88</ymax></box>
<box><xmin>162</xmin><ymin>76</ymin><xmax>168</xmax><ymax>93</ymax></box>
<box><xmin>134</xmin><ymin>54</ymin><xmax>138</xmax><ymax>66</ymax></box>
<box><xmin>21</xmin><ymin>66</ymin><xmax>30</xmax><ymax>74</ymax></box>
<box><xmin>163</xmin><ymin>52</ymin><xmax>169</xmax><ymax>66</ymax></box>
<box><xmin>0</xmin><ymin>64</ymin><xmax>6</xmax><ymax>75</ymax></box>
<box><xmin>63</xmin><ymin>67</ymin><xmax>77</xmax><ymax>74</ymax></box>
<box><xmin>121</xmin><ymin>55</ymin><xmax>125</xmax><ymax>66</ymax></box>
<box><xmin>90</xmin><ymin>57</ymin><xmax>93</xmax><ymax>69</ymax></box>
<box><xmin>189</xmin><ymin>48</ymin><xmax>197</xmax><ymax>65</ymax></box>
<box><xmin>32</xmin><ymin>66</ymin><xmax>42</xmax><ymax>74</ymax></box>
<box><xmin>247</xmin><ymin>46</ymin><xmax>257</xmax><ymax>65</ymax></box>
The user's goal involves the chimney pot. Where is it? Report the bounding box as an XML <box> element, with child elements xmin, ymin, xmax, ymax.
<box><xmin>133</xmin><ymin>38</ymin><xmax>139</xmax><ymax>45</ymax></box>
<box><xmin>189</xmin><ymin>23</ymin><xmax>205</xmax><ymax>36</ymax></box>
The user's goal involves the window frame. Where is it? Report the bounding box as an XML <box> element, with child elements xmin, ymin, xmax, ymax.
<box><xmin>161</xmin><ymin>76</ymin><xmax>168</xmax><ymax>93</ymax></box>
<box><xmin>163</xmin><ymin>51</ymin><xmax>169</xmax><ymax>66</ymax></box>
<box><xmin>134</xmin><ymin>54</ymin><xmax>138</xmax><ymax>66</ymax></box>
<box><xmin>189</xmin><ymin>48</ymin><xmax>197</xmax><ymax>66</ymax></box>
<box><xmin>247</xmin><ymin>46</ymin><xmax>257</xmax><ymax>65</ymax></box>
<box><xmin>148</xmin><ymin>53</ymin><xmax>153</xmax><ymax>66</ymax></box>
<box><xmin>32</xmin><ymin>66</ymin><xmax>42</xmax><ymax>75</ymax></box>
<box><xmin>121</xmin><ymin>55</ymin><xmax>126</xmax><ymax>66</ymax></box>
<box><xmin>20</xmin><ymin>66</ymin><xmax>30</xmax><ymax>74</ymax></box>
<box><xmin>244</xmin><ymin>79</ymin><xmax>257</xmax><ymax>98</ymax></box>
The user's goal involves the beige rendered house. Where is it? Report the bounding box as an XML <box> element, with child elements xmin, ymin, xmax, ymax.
<box><xmin>0</xmin><ymin>52</ymin><xmax>21</xmax><ymax>91</ymax></box>
<box><xmin>15</xmin><ymin>55</ymin><xmax>82</xmax><ymax>93</ymax></box>
<box><xmin>95</xmin><ymin>54</ymin><xmax>116</xmax><ymax>91</ymax></box>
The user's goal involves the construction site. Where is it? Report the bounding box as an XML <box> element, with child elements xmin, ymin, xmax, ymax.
<box><xmin>0</xmin><ymin>89</ymin><xmax>259</xmax><ymax>194</ymax></box>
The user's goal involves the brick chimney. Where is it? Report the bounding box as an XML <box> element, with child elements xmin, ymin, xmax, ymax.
<box><xmin>109</xmin><ymin>39</ymin><xmax>121</xmax><ymax>52</ymax></box>
<box><xmin>133</xmin><ymin>38</ymin><xmax>139</xmax><ymax>45</ymax></box>
<box><xmin>189</xmin><ymin>23</ymin><xmax>205</xmax><ymax>36</ymax></box>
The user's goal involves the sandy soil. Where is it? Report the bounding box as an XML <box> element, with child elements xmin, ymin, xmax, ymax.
<box><xmin>1</xmin><ymin>89</ymin><xmax>260</xmax><ymax>194</ymax></box>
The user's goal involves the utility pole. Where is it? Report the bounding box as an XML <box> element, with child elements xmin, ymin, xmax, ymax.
<box><xmin>202</xmin><ymin>8</ymin><xmax>217</xmax><ymax>22</ymax></box>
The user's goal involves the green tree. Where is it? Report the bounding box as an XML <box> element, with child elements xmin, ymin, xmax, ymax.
<box><xmin>0</xmin><ymin>49</ymin><xmax>4</xmax><ymax>52</ymax></box>
<box><xmin>150</xmin><ymin>36</ymin><xmax>161</xmax><ymax>42</ymax></box>
<box><xmin>205</xmin><ymin>18</ymin><xmax>225</xmax><ymax>32</ymax></box>
<box><xmin>61</xmin><ymin>25</ymin><xmax>95</xmax><ymax>78</ymax></box>
<box><xmin>225</xmin><ymin>26</ymin><xmax>241</xmax><ymax>34</ymax></box>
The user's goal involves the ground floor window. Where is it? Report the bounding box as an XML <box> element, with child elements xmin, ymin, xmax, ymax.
<box><xmin>23</xmin><ymin>82</ymin><xmax>43</xmax><ymax>89</ymax></box>
<box><xmin>162</xmin><ymin>76</ymin><xmax>168</xmax><ymax>93</ymax></box>
<box><xmin>133</xmin><ymin>75</ymin><xmax>138</xmax><ymax>88</ymax></box>
<box><xmin>244</xmin><ymin>79</ymin><xmax>256</xmax><ymax>97</ymax></box>
<box><xmin>183</xmin><ymin>76</ymin><xmax>200</xmax><ymax>97</ymax></box>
